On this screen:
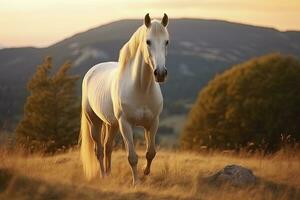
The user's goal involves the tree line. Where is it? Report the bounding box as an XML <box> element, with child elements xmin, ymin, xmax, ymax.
<box><xmin>15</xmin><ymin>54</ymin><xmax>300</xmax><ymax>153</ymax></box>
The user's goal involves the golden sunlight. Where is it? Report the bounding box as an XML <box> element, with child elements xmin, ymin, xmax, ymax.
<box><xmin>1</xmin><ymin>0</ymin><xmax>300</xmax><ymax>47</ymax></box>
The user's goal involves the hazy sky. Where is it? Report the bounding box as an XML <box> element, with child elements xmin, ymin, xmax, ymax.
<box><xmin>1</xmin><ymin>0</ymin><xmax>300</xmax><ymax>47</ymax></box>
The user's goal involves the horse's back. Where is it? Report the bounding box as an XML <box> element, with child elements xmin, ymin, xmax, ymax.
<box><xmin>84</xmin><ymin>62</ymin><xmax>118</xmax><ymax>81</ymax></box>
<box><xmin>83</xmin><ymin>62</ymin><xmax>118</xmax><ymax>125</ymax></box>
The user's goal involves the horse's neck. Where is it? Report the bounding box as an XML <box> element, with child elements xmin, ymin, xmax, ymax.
<box><xmin>117</xmin><ymin>26</ymin><xmax>155</xmax><ymax>93</ymax></box>
<box><xmin>127</xmin><ymin>48</ymin><xmax>154</xmax><ymax>92</ymax></box>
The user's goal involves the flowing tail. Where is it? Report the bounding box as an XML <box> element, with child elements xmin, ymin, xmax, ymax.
<box><xmin>79</xmin><ymin>100</ymin><xmax>99</xmax><ymax>180</ymax></box>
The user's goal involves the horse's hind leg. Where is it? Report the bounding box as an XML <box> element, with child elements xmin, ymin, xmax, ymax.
<box><xmin>87</xmin><ymin>108</ymin><xmax>105</xmax><ymax>178</ymax></box>
<box><xmin>103</xmin><ymin>124</ymin><xmax>117</xmax><ymax>175</ymax></box>
<box><xmin>144</xmin><ymin>117</ymin><xmax>158</xmax><ymax>176</ymax></box>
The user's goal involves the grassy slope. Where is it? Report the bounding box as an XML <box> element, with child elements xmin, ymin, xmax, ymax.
<box><xmin>0</xmin><ymin>149</ymin><xmax>299</xmax><ymax>200</ymax></box>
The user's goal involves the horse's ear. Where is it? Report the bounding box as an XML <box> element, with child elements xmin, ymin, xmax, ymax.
<box><xmin>161</xmin><ymin>13</ymin><xmax>168</xmax><ymax>27</ymax></box>
<box><xmin>144</xmin><ymin>13</ymin><xmax>151</xmax><ymax>28</ymax></box>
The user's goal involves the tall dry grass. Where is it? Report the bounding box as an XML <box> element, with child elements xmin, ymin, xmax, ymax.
<box><xmin>0</xmin><ymin>147</ymin><xmax>299</xmax><ymax>200</ymax></box>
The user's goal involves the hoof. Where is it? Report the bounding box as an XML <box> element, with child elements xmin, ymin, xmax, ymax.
<box><xmin>104</xmin><ymin>171</ymin><xmax>111</xmax><ymax>177</ymax></box>
<box><xmin>143</xmin><ymin>167</ymin><xmax>150</xmax><ymax>175</ymax></box>
<box><xmin>100</xmin><ymin>171</ymin><xmax>110</xmax><ymax>179</ymax></box>
<box><xmin>133</xmin><ymin>179</ymin><xmax>142</xmax><ymax>187</ymax></box>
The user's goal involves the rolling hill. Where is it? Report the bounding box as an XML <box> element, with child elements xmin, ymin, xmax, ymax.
<box><xmin>1</xmin><ymin>18</ymin><xmax>300</xmax><ymax>130</ymax></box>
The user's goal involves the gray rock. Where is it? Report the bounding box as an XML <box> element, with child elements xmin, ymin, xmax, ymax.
<box><xmin>206</xmin><ymin>165</ymin><xmax>256</xmax><ymax>187</ymax></box>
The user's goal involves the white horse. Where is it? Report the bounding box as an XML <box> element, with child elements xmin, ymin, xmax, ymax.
<box><xmin>79</xmin><ymin>13</ymin><xmax>169</xmax><ymax>185</ymax></box>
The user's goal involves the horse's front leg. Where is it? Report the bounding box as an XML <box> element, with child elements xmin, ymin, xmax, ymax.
<box><xmin>118</xmin><ymin>116</ymin><xmax>139</xmax><ymax>185</ymax></box>
<box><xmin>144</xmin><ymin>117</ymin><xmax>158</xmax><ymax>175</ymax></box>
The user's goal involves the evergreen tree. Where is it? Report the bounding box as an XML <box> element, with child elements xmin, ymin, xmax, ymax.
<box><xmin>16</xmin><ymin>57</ymin><xmax>80</xmax><ymax>153</ymax></box>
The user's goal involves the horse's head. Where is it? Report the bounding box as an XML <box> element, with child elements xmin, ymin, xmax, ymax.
<box><xmin>143</xmin><ymin>13</ymin><xmax>169</xmax><ymax>83</ymax></box>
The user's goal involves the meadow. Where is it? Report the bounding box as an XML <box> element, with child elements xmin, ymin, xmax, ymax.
<box><xmin>1</xmin><ymin>147</ymin><xmax>299</xmax><ymax>200</ymax></box>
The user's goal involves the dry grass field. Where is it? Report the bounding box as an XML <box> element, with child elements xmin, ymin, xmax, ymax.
<box><xmin>0</xmin><ymin>148</ymin><xmax>299</xmax><ymax>200</ymax></box>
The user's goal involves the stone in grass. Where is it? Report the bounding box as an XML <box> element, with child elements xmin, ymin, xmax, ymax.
<box><xmin>206</xmin><ymin>165</ymin><xmax>257</xmax><ymax>187</ymax></box>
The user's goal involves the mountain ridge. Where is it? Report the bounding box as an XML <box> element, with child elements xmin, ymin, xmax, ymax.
<box><xmin>1</xmin><ymin>18</ymin><xmax>300</xmax><ymax>129</ymax></box>
<box><xmin>4</xmin><ymin>18</ymin><xmax>299</xmax><ymax>50</ymax></box>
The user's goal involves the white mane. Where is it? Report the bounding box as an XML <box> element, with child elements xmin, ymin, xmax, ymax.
<box><xmin>118</xmin><ymin>26</ymin><xmax>146</xmax><ymax>71</ymax></box>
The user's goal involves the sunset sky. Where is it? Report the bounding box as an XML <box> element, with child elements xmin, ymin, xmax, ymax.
<box><xmin>1</xmin><ymin>0</ymin><xmax>300</xmax><ymax>48</ymax></box>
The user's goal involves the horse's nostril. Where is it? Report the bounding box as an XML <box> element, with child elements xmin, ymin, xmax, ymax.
<box><xmin>154</xmin><ymin>69</ymin><xmax>158</xmax><ymax>76</ymax></box>
<box><xmin>165</xmin><ymin>69</ymin><xmax>168</xmax><ymax>76</ymax></box>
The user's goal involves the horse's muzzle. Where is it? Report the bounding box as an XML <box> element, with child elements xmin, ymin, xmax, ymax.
<box><xmin>154</xmin><ymin>68</ymin><xmax>167</xmax><ymax>83</ymax></box>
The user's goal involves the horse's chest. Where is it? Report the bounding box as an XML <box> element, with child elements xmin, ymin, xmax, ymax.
<box><xmin>116</xmin><ymin>85</ymin><xmax>163</xmax><ymax>126</ymax></box>
<box><xmin>123</xmin><ymin>102</ymin><xmax>158</xmax><ymax>127</ymax></box>
<box><xmin>133</xmin><ymin>106</ymin><xmax>154</xmax><ymax>122</ymax></box>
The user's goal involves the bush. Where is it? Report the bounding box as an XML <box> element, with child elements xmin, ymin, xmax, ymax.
<box><xmin>181</xmin><ymin>53</ymin><xmax>300</xmax><ymax>152</ymax></box>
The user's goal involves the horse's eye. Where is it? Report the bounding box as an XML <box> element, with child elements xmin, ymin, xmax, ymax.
<box><xmin>146</xmin><ymin>40</ymin><xmax>151</xmax><ymax>46</ymax></box>
<box><xmin>165</xmin><ymin>40</ymin><xmax>169</xmax><ymax>46</ymax></box>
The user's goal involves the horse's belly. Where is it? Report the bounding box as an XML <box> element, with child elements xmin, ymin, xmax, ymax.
<box><xmin>90</xmin><ymin>93</ymin><xmax>116</xmax><ymax>125</ymax></box>
<box><xmin>86</xmin><ymin>62</ymin><xmax>118</xmax><ymax>125</ymax></box>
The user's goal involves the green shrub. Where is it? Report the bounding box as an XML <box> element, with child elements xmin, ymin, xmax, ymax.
<box><xmin>181</xmin><ymin>53</ymin><xmax>300</xmax><ymax>152</ymax></box>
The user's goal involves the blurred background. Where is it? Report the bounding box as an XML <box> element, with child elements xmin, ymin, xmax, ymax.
<box><xmin>0</xmin><ymin>0</ymin><xmax>300</xmax><ymax>152</ymax></box>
